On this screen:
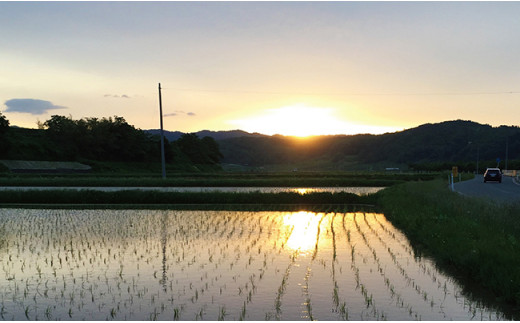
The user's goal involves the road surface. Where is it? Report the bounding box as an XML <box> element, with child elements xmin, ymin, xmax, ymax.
<box><xmin>454</xmin><ymin>175</ymin><xmax>520</xmax><ymax>203</ymax></box>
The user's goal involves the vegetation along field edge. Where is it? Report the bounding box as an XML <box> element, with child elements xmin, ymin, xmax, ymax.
<box><xmin>0</xmin><ymin>190</ymin><xmax>376</xmax><ymax>207</ymax></box>
<box><xmin>377</xmin><ymin>178</ymin><xmax>520</xmax><ymax>317</ymax></box>
<box><xmin>0</xmin><ymin>172</ymin><xmax>436</xmax><ymax>187</ymax></box>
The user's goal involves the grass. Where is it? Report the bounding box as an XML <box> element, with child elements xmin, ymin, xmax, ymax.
<box><xmin>0</xmin><ymin>171</ymin><xmax>436</xmax><ymax>187</ymax></box>
<box><xmin>377</xmin><ymin>178</ymin><xmax>520</xmax><ymax>308</ymax></box>
<box><xmin>0</xmin><ymin>190</ymin><xmax>377</xmax><ymax>208</ymax></box>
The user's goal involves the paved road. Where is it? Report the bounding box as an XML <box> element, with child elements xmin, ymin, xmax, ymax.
<box><xmin>454</xmin><ymin>175</ymin><xmax>520</xmax><ymax>203</ymax></box>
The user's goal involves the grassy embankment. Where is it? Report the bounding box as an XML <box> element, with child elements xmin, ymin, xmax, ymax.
<box><xmin>377</xmin><ymin>178</ymin><xmax>520</xmax><ymax>312</ymax></box>
<box><xmin>0</xmin><ymin>171</ymin><xmax>432</xmax><ymax>209</ymax></box>
<box><xmin>0</xmin><ymin>190</ymin><xmax>377</xmax><ymax>211</ymax></box>
<box><xmin>0</xmin><ymin>171</ymin><xmax>427</xmax><ymax>209</ymax></box>
<box><xmin>0</xmin><ymin>171</ymin><xmax>436</xmax><ymax>187</ymax></box>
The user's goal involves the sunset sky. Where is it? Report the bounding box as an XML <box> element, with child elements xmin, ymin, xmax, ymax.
<box><xmin>2</xmin><ymin>2</ymin><xmax>520</xmax><ymax>136</ymax></box>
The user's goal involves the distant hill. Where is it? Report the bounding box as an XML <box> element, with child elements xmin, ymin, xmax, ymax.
<box><xmin>357</xmin><ymin>120</ymin><xmax>520</xmax><ymax>166</ymax></box>
<box><xmin>5</xmin><ymin>119</ymin><xmax>518</xmax><ymax>173</ymax></box>
<box><xmin>145</xmin><ymin>129</ymin><xmax>264</xmax><ymax>142</ymax></box>
<box><xmin>214</xmin><ymin>120</ymin><xmax>520</xmax><ymax>171</ymax></box>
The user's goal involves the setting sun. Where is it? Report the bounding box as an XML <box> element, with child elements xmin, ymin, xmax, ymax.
<box><xmin>230</xmin><ymin>104</ymin><xmax>399</xmax><ymax>137</ymax></box>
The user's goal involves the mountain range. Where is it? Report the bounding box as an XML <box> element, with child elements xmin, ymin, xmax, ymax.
<box><xmin>146</xmin><ymin>120</ymin><xmax>520</xmax><ymax>171</ymax></box>
<box><xmin>145</xmin><ymin>129</ymin><xmax>263</xmax><ymax>142</ymax></box>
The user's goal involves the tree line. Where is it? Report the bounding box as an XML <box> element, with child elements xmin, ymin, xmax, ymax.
<box><xmin>217</xmin><ymin>120</ymin><xmax>520</xmax><ymax>171</ymax></box>
<box><xmin>2</xmin><ymin>112</ymin><xmax>518</xmax><ymax>172</ymax></box>
<box><xmin>0</xmin><ymin>113</ymin><xmax>222</xmax><ymax>169</ymax></box>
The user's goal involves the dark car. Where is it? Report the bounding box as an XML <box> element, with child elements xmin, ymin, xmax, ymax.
<box><xmin>484</xmin><ymin>168</ymin><xmax>502</xmax><ymax>183</ymax></box>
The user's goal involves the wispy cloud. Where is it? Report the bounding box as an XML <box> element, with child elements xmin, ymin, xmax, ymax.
<box><xmin>4</xmin><ymin>98</ymin><xmax>67</xmax><ymax>115</ymax></box>
<box><xmin>104</xmin><ymin>94</ymin><xmax>131</xmax><ymax>98</ymax></box>
<box><xmin>164</xmin><ymin>110</ymin><xmax>196</xmax><ymax>117</ymax></box>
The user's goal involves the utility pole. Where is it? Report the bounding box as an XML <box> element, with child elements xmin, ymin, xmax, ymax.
<box><xmin>158</xmin><ymin>83</ymin><xmax>166</xmax><ymax>179</ymax></box>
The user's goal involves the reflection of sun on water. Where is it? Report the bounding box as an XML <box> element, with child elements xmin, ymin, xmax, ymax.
<box><xmin>293</xmin><ymin>188</ymin><xmax>312</xmax><ymax>195</ymax></box>
<box><xmin>282</xmin><ymin>211</ymin><xmax>322</xmax><ymax>254</ymax></box>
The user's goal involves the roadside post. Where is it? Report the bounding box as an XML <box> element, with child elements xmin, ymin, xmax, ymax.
<box><xmin>452</xmin><ymin>166</ymin><xmax>458</xmax><ymax>182</ymax></box>
<box><xmin>451</xmin><ymin>166</ymin><xmax>458</xmax><ymax>191</ymax></box>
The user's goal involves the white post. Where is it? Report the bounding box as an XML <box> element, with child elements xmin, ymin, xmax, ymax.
<box><xmin>451</xmin><ymin>174</ymin><xmax>454</xmax><ymax>191</ymax></box>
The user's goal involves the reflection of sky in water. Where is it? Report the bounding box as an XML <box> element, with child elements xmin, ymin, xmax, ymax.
<box><xmin>0</xmin><ymin>186</ymin><xmax>384</xmax><ymax>195</ymax></box>
<box><xmin>0</xmin><ymin>209</ymin><xmax>506</xmax><ymax>321</ymax></box>
<box><xmin>192</xmin><ymin>187</ymin><xmax>384</xmax><ymax>195</ymax></box>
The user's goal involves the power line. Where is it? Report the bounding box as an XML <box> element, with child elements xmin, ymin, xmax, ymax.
<box><xmin>160</xmin><ymin>87</ymin><xmax>520</xmax><ymax>97</ymax></box>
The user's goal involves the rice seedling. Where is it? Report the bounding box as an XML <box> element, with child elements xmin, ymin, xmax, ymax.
<box><xmin>0</xmin><ymin>208</ymin><xmax>508</xmax><ymax>320</ymax></box>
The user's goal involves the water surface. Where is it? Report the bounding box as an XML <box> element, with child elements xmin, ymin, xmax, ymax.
<box><xmin>0</xmin><ymin>186</ymin><xmax>383</xmax><ymax>195</ymax></box>
<box><xmin>0</xmin><ymin>209</ymin><xmax>504</xmax><ymax>320</ymax></box>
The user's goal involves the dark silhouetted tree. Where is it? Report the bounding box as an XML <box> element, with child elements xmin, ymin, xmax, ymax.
<box><xmin>176</xmin><ymin>133</ymin><xmax>222</xmax><ymax>165</ymax></box>
<box><xmin>0</xmin><ymin>112</ymin><xmax>9</xmax><ymax>157</ymax></box>
<box><xmin>0</xmin><ymin>112</ymin><xmax>9</xmax><ymax>134</ymax></box>
<box><xmin>43</xmin><ymin>115</ymin><xmax>156</xmax><ymax>161</ymax></box>
<box><xmin>201</xmin><ymin>136</ymin><xmax>223</xmax><ymax>164</ymax></box>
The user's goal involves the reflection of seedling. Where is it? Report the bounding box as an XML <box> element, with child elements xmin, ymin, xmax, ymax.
<box><xmin>173</xmin><ymin>307</ymin><xmax>180</xmax><ymax>320</ymax></box>
<box><xmin>333</xmin><ymin>285</ymin><xmax>339</xmax><ymax>308</ymax></box>
<box><xmin>331</xmin><ymin>213</ymin><xmax>337</xmax><ymax>261</ymax></box>
<box><xmin>217</xmin><ymin>306</ymin><xmax>227</xmax><ymax>321</ymax></box>
<box><xmin>24</xmin><ymin>306</ymin><xmax>30</xmax><ymax>320</ymax></box>
<box><xmin>44</xmin><ymin>306</ymin><xmax>52</xmax><ymax>320</ymax></box>
<box><xmin>305</xmin><ymin>298</ymin><xmax>313</xmax><ymax>321</ymax></box>
<box><xmin>239</xmin><ymin>301</ymin><xmax>247</xmax><ymax>320</ymax></box>
<box><xmin>197</xmin><ymin>307</ymin><xmax>205</xmax><ymax>320</ymax></box>
<box><xmin>339</xmin><ymin>302</ymin><xmax>348</xmax><ymax>320</ymax></box>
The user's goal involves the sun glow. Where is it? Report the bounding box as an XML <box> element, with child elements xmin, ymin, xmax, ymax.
<box><xmin>230</xmin><ymin>104</ymin><xmax>399</xmax><ymax>137</ymax></box>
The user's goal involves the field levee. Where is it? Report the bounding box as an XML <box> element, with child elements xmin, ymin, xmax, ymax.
<box><xmin>377</xmin><ymin>178</ymin><xmax>520</xmax><ymax>317</ymax></box>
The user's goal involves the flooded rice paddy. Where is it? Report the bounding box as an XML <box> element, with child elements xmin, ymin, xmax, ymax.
<box><xmin>0</xmin><ymin>209</ymin><xmax>505</xmax><ymax>320</ymax></box>
<box><xmin>0</xmin><ymin>186</ymin><xmax>383</xmax><ymax>195</ymax></box>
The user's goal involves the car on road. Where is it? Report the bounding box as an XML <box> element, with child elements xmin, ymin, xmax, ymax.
<box><xmin>484</xmin><ymin>168</ymin><xmax>502</xmax><ymax>183</ymax></box>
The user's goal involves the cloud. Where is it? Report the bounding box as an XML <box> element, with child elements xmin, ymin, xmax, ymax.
<box><xmin>163</xmin><ymin>110</ymin><xmax>196</xmax><ymax>117</ymax></box>
<box><xmin>4</xmin><ymin>98</ymin><xmax>67</xmax><ymax>115</ymax></box>
<box><xmin>104</xmin><ymin>94</ymin><xmax>131</xmax><ymax>98</ymax></box>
